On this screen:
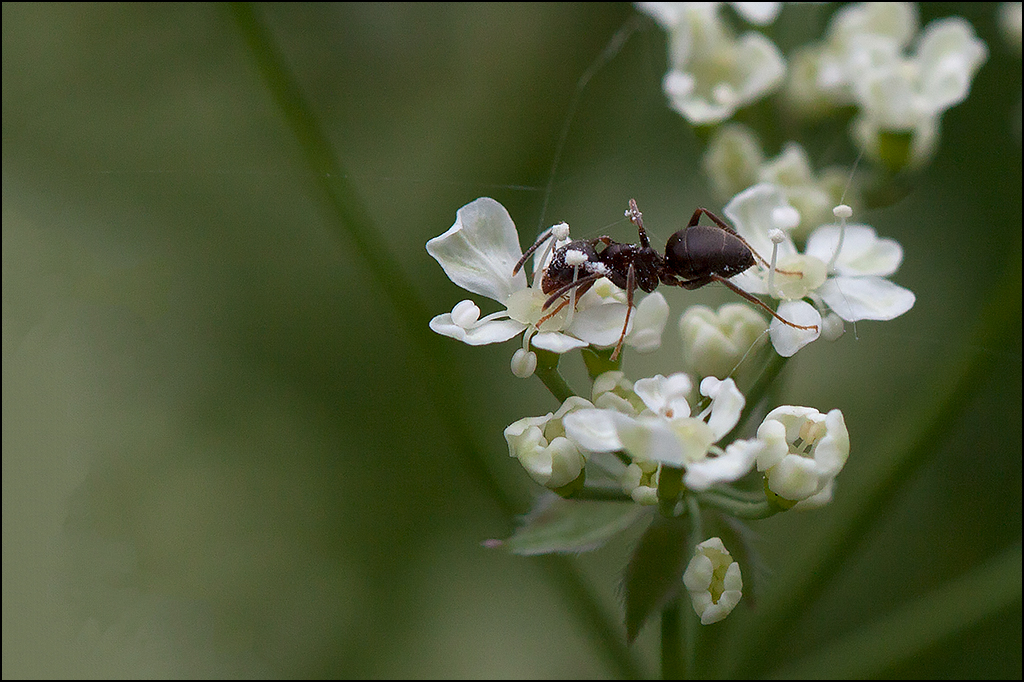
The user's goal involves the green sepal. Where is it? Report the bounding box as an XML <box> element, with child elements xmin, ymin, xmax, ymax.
<box><xmin>581</xmin><ymin>345</ymin><xmax>621</xmax><ymax>381</ymax></box>
<box><xmin>875</xmin><ymin>129</ymin><xmax>914</xmax><ymax>174</ymax></box>
<box><xmin>763</xmin><ymin>475</ymin><xmax>798</xmax><ymax>511</ymax></box>
<box><xmin>553</xmin><ymin>467</ymin><xmax>586</xmax><ymax>498</ymax></box>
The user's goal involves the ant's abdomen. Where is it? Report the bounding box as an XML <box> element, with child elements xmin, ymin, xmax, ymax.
<box><xmin>665</xmin><ymin>224</ymin><xmax>755</xmax><ymax>279</ymax></box>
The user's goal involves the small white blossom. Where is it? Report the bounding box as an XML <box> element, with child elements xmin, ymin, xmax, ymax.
<box><xmin>783</xmin><ymin>2</ymin><xmax>987</xmax><ymax>169</ymax></box>
<box><xmin>591</xmin><ymin>370</ymin><xmax>647</xmax><ymax>414</ymax></box>
<box><xmin>683</xmin><ymin>537</ymin><xmax>743</xmax><ymax>625</ymax></box>
<box><xmin>729</xmin><ymin>2</ymin><xmax>781</xmax><ymax>26</ymax></box>
<box><xmin>564</xmin><ymin>375</ymin><xmax>759</xmax><ymax>495</ymax></box>
<box><xmin>427</xmin><ymin>198</ymin><xmax>667</xmax><ymax>366</ymax></box>
<box><xmin>724</xmin><ymin>183</ymin><xmax>915</xmax><ymax>356</ymax></box>
<box><xmin>702</xmin><ymin>123</ymin><xmax>765</xmax><ymax>199</ymax></box>
<box><xmin>704</xmin><ymin>125</ymin><xmax>861</xmax><ymax>239</ymax></box>
<box><xmin>505</xmin><ymin>396</ymin><xmax>596</xmax><ymax>490</ymax></box>
<box><xmin>705</xmin><ymin>128</ymin><xmax>858</xmax><ymax>235</ymax></box>
<box><xmin>756</xmin><ymin>406</ymin><xmax>850</xmax><ymax>504</ymax></box>
<box><xmin>637</xmin><ymin>3</ymin><xmax>786</xmax><ymax>125</ymax></box>
<box><xmin>679</xmin><ymin>303</ymin><xmax>767</xmax><ymax>380</ymax></box>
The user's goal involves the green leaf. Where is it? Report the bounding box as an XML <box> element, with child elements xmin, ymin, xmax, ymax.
<box><xmin>500</xmin><ymin>495</ymin><xmax>648</xmax><ymax>556</ymax></box>
<box><xmin>623</xmin><ymin>513</ymin><xmax>692</xmax><ymax>643</ymax></box>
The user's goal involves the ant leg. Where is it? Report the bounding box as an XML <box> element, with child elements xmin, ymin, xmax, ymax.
<box><xmin>536</xmin><ymin>297</ymin><xmax>572</xmax><ymax>326</ymax></box>
<box><xmin>609</xmin><ymin>264</ymin><xmax>636</xmax><ymax>362</ymax></box>
<box><xmin>537</xmin><ymin>273</ymin><xmax>601</xmax><ymax>327</ymax></box>
<box><xmin>711</xmin><ymin>275</ymin><xmax>818</xmax><ymax>332</ymax></box>
<box><xmin>513</xmin><ymin>226</ymin><xmax>555</xmax><ymax>276</ymax></box>
<box><xmin>689</xmin><ymin>207</ymin><xmax>736</xmax><ymax>233</ymax></box>
<box><xmin>536</xmin><ymin>277</ymin><xmax>601</xmax><ymax>326</ymax></box>
<box><xmin>542</xmin><ymin>272</ymin><xmax>604</xmax><ymax>310</ymax></box>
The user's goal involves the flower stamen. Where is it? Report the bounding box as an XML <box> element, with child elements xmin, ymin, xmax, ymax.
<box><xmin>828</xmin><ymin>204</ymin><xmax>853</xmax><ymax>274</ymax></box>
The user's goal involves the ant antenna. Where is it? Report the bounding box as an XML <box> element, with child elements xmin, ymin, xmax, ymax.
<box><xmin>625</xmin><ymin>198</ymin><xmax>652</xmax><ymax>248</ymax></box>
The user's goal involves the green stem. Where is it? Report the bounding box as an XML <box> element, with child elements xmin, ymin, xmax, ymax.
<box><xmin>657</xmin><ymin>466</ymin><xmax>684</xmax><ymax>517</ymax></box>
<box><xmin>581</xmin><ymin>345</ymin><xmax>622</xmax><ymax>380</ymax></box>
<box><xmin>534</xmin><ymin>349</ymin><xmax>577</xmax><ymax>403</ymax></box>
<box><xmin>697</xmin><ymin>490</ymin><xmax>780</xmax><ymax>520</ymax></box>
<box><xmin>683</xmin><ymin>495</ymin><xmax>703</xmax><ymax>677</ymax></box>
<box><xmin>660</xmin><ymin>597</ymin><xmax>684</xmax><ymax>680</ymax></box>
<box><xmin>568</xmin><ymin>484</ymin><xmax>632</xmax><ymax>502</ymax></box>
<box><xmin>227</xmin><ymin>5</ymin><xmax>643</xmax><ymax>679</ymax></box>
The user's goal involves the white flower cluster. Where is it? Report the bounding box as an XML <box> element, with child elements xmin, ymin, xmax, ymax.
<box><xmin>640</xmin><ymin>2</ymin><xmax>988</xmax><ymax>169</ymax></box>
<box><xmin>506</xmin><ymin>370</ymin><xmax>849</xmax><ymax>506</ymax></box>
<box><xmin>635</xmin><ymin>2</ymin><xmax>785</xmax><ymax>125</ymax></box>
<box><xmin>723</xmin><ymin>183</ymin><xmax>915</xmax><ymax>357</ymax></box>
<box><xmin>505</xmin><ymin>370</ymin><xmax>849</xmax><ymax>624</ymax></box>
<box><xmin>703</xmin><ymin>124</ymin><xmax>859</xmax><ymax>240</ymax></box>
<box><xmin>427</xmin><ymin>3</ymin><xmax>992</xmax><ymax>629</ymax></box>
<box><xmin>786</xmin><ymin>2</ymin><xmax>987</xmax><ymax>169</ymax></box>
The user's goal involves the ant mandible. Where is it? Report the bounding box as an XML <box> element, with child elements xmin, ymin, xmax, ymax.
<box><xmin>513</xmin><ymin>199</ymin><xmax>818</xmax><ymax>361</ymax></box>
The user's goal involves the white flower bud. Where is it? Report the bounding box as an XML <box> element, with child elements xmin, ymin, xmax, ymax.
<box><xmin>683</xmin><ymin>537</ymin><xmax>743</xmax><ymax>625</ymax></box>
<box><xmin>756</xmin><ymin>406</ymin><xmax>850</xmax><ymax>502</ymax></box>
<box><xmin>679</xmin><ymin>304</ymin><xmax>767</xmax><ymax>379</ymax></box>
<box><xmin>510</xmin><ymin>348</ymin><xmax>537</xmax><ymax>378</ymax></box>
<box><xmin>504</xmin><ymin>397</ymin><xmax>594</xmax><ymax>490</ymax></box>
<box><xmin>702</xmin><ymin>123</ymin><xmax>765</xmax><ymax>199</ymax></box>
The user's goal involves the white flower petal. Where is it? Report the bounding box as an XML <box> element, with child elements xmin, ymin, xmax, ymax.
<box><xmin>805</xmin><ymin>224</ymin><xmax>904</xmax><ymax>276</ymax></box>
<box><xmin>766</xmin><ymin>454</ymin><xmax>822</xmax><ymax>500</ymax></box>
<box><xmin>530</xmin><ymin>331</ymin><xmax>589</xmax><ymax>353</ymax></box>
<box><xmin>426</xmin><ymin>198</ymin><xmax>528</xmax><ymax>303</ymax></box>
<box><xmin>724</xmin><ymin>183</ymin><xmax>798</xmax><ymax>260</ymax></box>
<box><xmin>816</xmin><ymin>409</ymin><xmax>851</xmax><ymax>477</ymax></box>
<box><xmin>818</xmin><ymin>276</ymin><xmax>915</xmax><ymax>321</ymax></box>
<box><xmin>684</xmin><ymin>437</ymin><xmax>760</xmax><ymax>491</ymax></box>
<box><xmin>429</xmin><ymin>314</ymin><xmax>526</xmax><ymax>345</ymax></box>
<box><xmin>916</xmin><ymin>18</ymin><xmax>988</xmax><ymax>113</ymax></box>
<box><xmin>792</xmin><ymin>479</ymin><xmax>836</xmax><ymax>510</ymax></box>
<box><xmin>565</xmin><ymin>302</ymin><xmax>631</xmax><ymax>347</ymax></box>
<box><xmin>700</xmin><ymin>377</ymin><xmax>745</xmax><ymax>440</ymax></box>
<box><xmin>733</xmin><ymin>32</ymin><xmax>787</xmax><ymax>100</ymax></box>
<box><xmin>626</xmin><ymin>292</ymin><xmax>669</xmax><ymax>353</ymax></box>
<box><xmin>635</xmin><ymin>374</ymin><xmax>693</xmax><ymax>418</ymax></box>
<box><xmin>769</xmin><ymin>301</ymin><xmax>821</xmax><ymax>356</ymax></box>
<box><xmin>563</xmin><ymin>409</ymin><xmax>623</xmax><ymax>453</ymax></box>
<box><xmin>754</xmin><ymin>418</ymin><xmax>789</xmax><ymax>470</ymax></box>
<box><xmin>610</xmin><ymin>415</ymin><xmax>659</xmax><ymax>461</ymax></box>
<box><xmin>635</xmin><ymin>2</ymin><xmax>687</xmax><ymax>30</ymax></box>
<box><xmin>731</xmin><ymin>2</ymin><xmax>781</xmax><ymax>26</ymax></box>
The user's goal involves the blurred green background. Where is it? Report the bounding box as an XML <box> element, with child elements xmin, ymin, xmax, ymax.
<box><xmin>3</xmin><ymin>3</ymin><xmax>1020</xmax><ymax>678</ymax></box>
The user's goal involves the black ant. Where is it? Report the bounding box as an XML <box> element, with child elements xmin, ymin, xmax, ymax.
<box><xmin>513</xmin><ymin>199</ymin><xmax>818</xmax><ymax>361</ymax></box>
